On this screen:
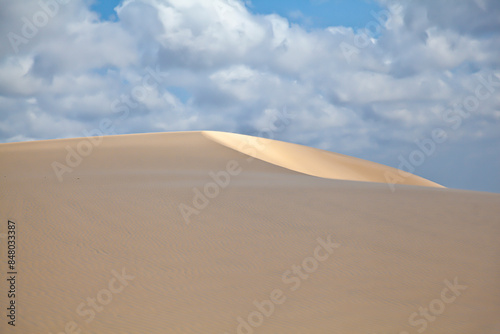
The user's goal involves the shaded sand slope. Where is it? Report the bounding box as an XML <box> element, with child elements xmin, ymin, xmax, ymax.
<box><xmin>0</xmin><ymin>131</ymin><xmax>499</xmax><ymax>334</ymax></box>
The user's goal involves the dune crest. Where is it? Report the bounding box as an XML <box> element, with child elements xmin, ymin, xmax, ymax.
<box><xmin>202</xmin><ymin>131</ymin><xmax>443</xmax><ymax>188</ymax></box>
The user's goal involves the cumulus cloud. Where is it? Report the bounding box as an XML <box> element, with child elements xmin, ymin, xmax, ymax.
<box><xmin>0</xmin><ymin>0</ymin><xmax>499</xmax><ymax>191</ymax></box>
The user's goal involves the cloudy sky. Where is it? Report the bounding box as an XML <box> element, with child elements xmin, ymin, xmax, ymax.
<box><xmin>1</xmin><ymin>0</ymin><xmax>499</xmax><ymax>192</ymax></box>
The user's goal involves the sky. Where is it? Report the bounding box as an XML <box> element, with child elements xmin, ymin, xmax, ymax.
<box><xmin>90</xmin><ymin>0</ymin><xmax>384</xmax><ymax>28</ymax></box>
<box><xmin>1</xmin><ymin>0</ymin><xmax>499</xmax><ymax>193</ymax></box>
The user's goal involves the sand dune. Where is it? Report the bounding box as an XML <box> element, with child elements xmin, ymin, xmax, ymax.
<box><xmin>202</xmin><ymin>131</ymin><xmax>443</xmax><ymax>188</ymax></box>
<box><xmin>0</xmin><ymin>131</ymin><xmax>499</xmax><ymax>334</ymax></box>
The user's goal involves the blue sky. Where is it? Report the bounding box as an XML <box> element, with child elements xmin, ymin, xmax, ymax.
<box><xmin>247</xmin><ymin>0</ymin><xmax>382</xmax><ymax>28</ymax></box>
<box><xmin>91</xmin><ymin>0</ymin><xmax>121</xmax><ymax>21</ymax></box>
<box><xmin>91</xmin><ymin>0</ymin><xmax>383</xmax><ymax>28</ymax></box>
<box><xmin>2</xmin><ymin>0</ymin><xmax>500</xmax><ymax>193</ymax></box>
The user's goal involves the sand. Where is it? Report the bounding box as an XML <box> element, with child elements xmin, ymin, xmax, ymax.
<box><xmin>0</xmin><ymin>131</ymin><xmax>499</xmax><ymax>334</ymax></box>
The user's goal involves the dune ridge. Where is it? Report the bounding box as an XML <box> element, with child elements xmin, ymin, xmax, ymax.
<box><xmin>202</xmin><ymin>131</ymin><xmax>443</xmax><ymax>187</ymax></box>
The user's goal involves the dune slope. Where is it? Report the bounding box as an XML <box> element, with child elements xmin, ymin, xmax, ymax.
<box><xmin>0</xmin><ymin>131</ymin><xmax>498</xmax><ymax>334</ymax></box>
<box><xmin>202</xmin><ymin>131</ymin><xmax>443</xmax><ymax>187</ymax></box>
